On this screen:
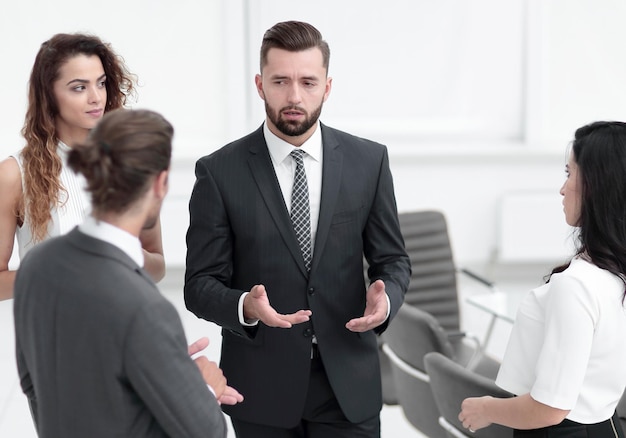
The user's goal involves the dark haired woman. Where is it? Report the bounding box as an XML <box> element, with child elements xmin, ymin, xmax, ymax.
<box><xmin>460</xmin><ymin>121</ymin><xmax>626</xmax><ymax>437</ymax></box>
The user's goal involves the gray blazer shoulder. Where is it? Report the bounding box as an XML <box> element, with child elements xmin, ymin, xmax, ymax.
<box><xmin>15</xmin><ymin>228</ymin><xmax>227</xmax><ymax>438</ymax></box>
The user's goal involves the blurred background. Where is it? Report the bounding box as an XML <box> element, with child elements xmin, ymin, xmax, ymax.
<box><xmin>3</xmin><ymin>0</ymin><xmax>626</xmax><ymax>274</ymax></box>
<box><xmin>1</xmin><ymin>1</ymin><xmax>626</xmax><ymax>435</ymax></box>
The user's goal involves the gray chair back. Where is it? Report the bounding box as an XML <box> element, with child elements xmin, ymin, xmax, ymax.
<box><xmin>425</xmin><ymin>352</ymin><xmax>513</xmax><ymax>438</ymax></box>
<box><xmin>378</xmin><ymin>210</ymin><xmax>462</xmax><ymax>405</ymax></box>
<box><xmin>386</xmin><ymin>304</ymin><xmax>455</xmax><ymax>371</ymax></box>
<box><xmin>400</xmin><ymin>210</ymin><xmax>460</xmax><ymax>331</ymax></box>
<box><xmin>616</xmin><ymin>388</ymin><xmax>626</xmax><ymax>432</ymax></box>
<box><xmin>382</xmin><ymin>304</ymin><xmax>456</xmax><ymax>438</ymax></box>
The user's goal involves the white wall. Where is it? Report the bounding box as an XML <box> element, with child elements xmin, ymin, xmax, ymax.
<box><xmin>2</xmin><ymin>0</ymin><xmax>626</xmax><ymax>273</ymax></box>
<box><xmin>0</xmin><ymin>0</ymin><xmax>230</xmax><ymax>155</ymax></box>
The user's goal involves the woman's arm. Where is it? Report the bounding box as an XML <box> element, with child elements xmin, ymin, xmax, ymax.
<box><xmin>139</xmin><ymin>216</ymin><xmax>165</xmax><ymax>282</ymax></box>
<box><xmin>460</xmin><ymin>393</ymin><xmax>569</xmax><ymax>432</ymax></box>
<box><xmin>0</xmin><ymin>157</ymin><xmax>22</xmax><ymax>300</ymax></box>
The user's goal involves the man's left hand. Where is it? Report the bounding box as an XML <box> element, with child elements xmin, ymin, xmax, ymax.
<box><xmin>345</xmin><ymin>279</ymin><xmax>388</xmax><ymax>332</ymax></box>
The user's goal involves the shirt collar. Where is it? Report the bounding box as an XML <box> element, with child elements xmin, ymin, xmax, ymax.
<box><xmin>57</xmin><ymin>140</ymin><xmax>70</xmax><ymax>162</ymax></box>
<box><xmin>264</xmin><ymin>121</ymin><xmax>322</xmax><ymax>165</ymax></box>
<box><xmin>58</xmin><ymin>140</ymin><xmax>70</xmax><ymax>152</ymax></box>
<box><xmin>78</xmin><ymin>215</ymin><xmax>145</xmax><ymax>267</ymax></box>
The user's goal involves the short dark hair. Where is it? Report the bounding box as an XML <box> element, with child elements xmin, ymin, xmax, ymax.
<box><xmin>67</xmin><ymin>109</ymin><xmax>173</xmax><ymax>214</ymax></box>
<box><xmin>260</xmin><ymin>21</ymin><xmax>330</xmax><ymax>73</ymax></box>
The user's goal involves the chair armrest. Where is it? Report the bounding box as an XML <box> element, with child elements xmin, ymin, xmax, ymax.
<box><xmin>447</xmin><ymin>331</ymin><xmax>482</xmax><ymax>349</ymax></box>
<box><xmin>381</xmin><ymin>343</ymin><xmax>430</xmax><ymax>383</ymax></box>
<box><xmin>447</xmin><ymin>331</ymin><xmax>484</xmax><ymax>370</ymax></box>
<box><xmin>458</xmin><ymin>268</ymin><xmax>497</xmax><ymax>292</ymax></box>
<box><xmin>439</xmin><ymin>417</ymin><xmax>470</xmax><ymax>438</ymax></box>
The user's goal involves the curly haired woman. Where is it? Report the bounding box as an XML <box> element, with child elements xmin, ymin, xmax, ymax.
<box><xmin>0</xmin><ymin>33</ymin><xmax>165</xmax><ymax>300</ymax></box>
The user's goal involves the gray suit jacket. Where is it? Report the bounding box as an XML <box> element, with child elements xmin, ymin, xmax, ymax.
<box><xmin>14</xmin><ymin>228</ymin><xmax>226</xmax><ymax>438</ymax></box>
<box><xmin>185</xmin><ymin>123</ymin><xmax>411</xmax><ymax>427</ymax></box>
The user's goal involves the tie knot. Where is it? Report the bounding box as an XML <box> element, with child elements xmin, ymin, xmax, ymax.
<box><xmin>291</xmin><ymin>149</ymin><xmax>305</xmax><ymax>164</ymax></box>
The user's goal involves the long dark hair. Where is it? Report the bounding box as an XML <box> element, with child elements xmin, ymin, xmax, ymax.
<box><xmin>67</xmin><ymin>109</ymin><xmax>172</xmax><ymax>214</ymax></box>
<box><xmin>549</xmin><ymin>121</ymin><xmax>626</xmax><ymax>297</ymax></box>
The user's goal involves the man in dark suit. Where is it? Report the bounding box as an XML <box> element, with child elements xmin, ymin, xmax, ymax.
<box><xmin>14</xmin><ymin>109</ymin><xmax>242</xmax><ymax>438</ymax></box>
<box><xmin>185</xmin><ymin>21</ymin><xmax>411</xmax><ymax>438</ymax></box>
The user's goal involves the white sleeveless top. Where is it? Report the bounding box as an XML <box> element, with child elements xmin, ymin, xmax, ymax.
<box><xmin>14</xmin><ymin>142</ymin><xmax>90</xmax><ymax>259</ymax></box>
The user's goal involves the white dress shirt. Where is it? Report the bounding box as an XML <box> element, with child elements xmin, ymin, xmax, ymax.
<box><xmin>78</xmin><ymin>215</ymin><xmax>144</xmax><ymax>267</ymax></box>
<box><xmin>264</xmin><ymin>121</ymin><xmax>323</xmax><ymax>254</ymax></box>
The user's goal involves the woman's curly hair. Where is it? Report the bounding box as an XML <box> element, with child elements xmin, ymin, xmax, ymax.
<box><xmin>20</xmin><ymin>33</ymin><xmax>136</xmax><ymax>242</ymax></box>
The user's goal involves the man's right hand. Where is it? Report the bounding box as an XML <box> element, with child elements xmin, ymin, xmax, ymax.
<box><xmin>193</xmin><ymin>356</ymin><xmax>243</xmax><ymax>405</ymax></box>
<box><xmin>243</xmin><ymin>284</ymin><xmax>311</xmax><ymax>328</ymax></box>
<box><xmin>194</xmin><ymin>356</ymin><xmax>226</xmax><ymax>397</ymax></box>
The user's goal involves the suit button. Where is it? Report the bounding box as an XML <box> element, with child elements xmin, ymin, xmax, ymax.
<box><xmin>303</xmin><ymin>328</ymin><xmax>312</xmax><ymax>338</ymax></box>
<box><xmin>308</xmin><ymin>287</ymin><xmax>315</xmax><ymax>296</ymax></box>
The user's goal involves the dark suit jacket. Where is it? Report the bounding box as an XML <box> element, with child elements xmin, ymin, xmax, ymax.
<box><xmin>185</xmin><ymin>123</ymin><xmax>411</xmax><ymax>427</ymax></box>
<box><xmin>14</xmin><ymin>228</ymin><xmax>227</xmax><ymax>438</ymax></box>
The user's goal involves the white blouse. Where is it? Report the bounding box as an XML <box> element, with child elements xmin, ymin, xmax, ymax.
<box><xmin>14</xmin><ymin>142</ymin><xmax>90</xmax><ymax>259</ymax></box>
<box><xmin>496</xmin><ymin>257</ymin><xmax>626</xmax><ymax>423</ymax></box>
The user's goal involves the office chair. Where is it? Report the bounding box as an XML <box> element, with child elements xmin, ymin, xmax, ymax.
<box><xmin>399</xmin><ymin>210</ymin><xmax>464</xmax><ymax>329</ymax></box>
<box><xmin>376</xmin><ymin>210</ymin><xmax>497</xmax><ymax>405</ymax></box>
<box><xmin>382</xmin><ymin>304</ymin><xmax>500</xmax><ymax>438</ymax></box>
<box><xmin>424</xmin><ymin>351</ymin><xmax>513</xmax><ymax>438</ymax></box>
<box><xmin>617</xmin><ymin>388</ymin><xmax>626</xmax><ymax>431</ymax></box>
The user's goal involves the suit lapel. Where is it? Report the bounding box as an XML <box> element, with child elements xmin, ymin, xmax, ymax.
<box><xmin>311</xmin><ymin>125</ymin><xmax>343</xmax><ymax>273</ymax></box>
<box><xmin>246</xmin><ymin>128</ymin><xmax>309</xmax><ymax>276</ymax></box>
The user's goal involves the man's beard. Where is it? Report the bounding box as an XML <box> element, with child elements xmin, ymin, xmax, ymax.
<box><xmin>266</xmin><ymin>101</ymin><xmax>323</xmax><ymax>137</ymax></box>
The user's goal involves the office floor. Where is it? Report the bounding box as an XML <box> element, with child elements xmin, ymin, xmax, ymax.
<box><xmin>0</xmin><ymin>266</ymin><xmax>544</xmax><ymax>437</ymax></box>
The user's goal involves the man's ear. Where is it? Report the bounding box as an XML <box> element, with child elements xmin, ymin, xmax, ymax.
<box><xmin>255</xmin><ymin>74</ymin><xmax>265</xmax><ymax>100</ymax></box>
<box><xmin>154</xmin><ymin>169</ymin><xmax>169</xmax><ymax>200</ymax></box>
<box><xmin>323</xmin><ymin>76</ymin><xmax>332</xmax><ymax>103</ymax></box>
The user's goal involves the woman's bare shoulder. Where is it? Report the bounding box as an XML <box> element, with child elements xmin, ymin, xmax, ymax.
<box><xmin>0</xmin><ymin>156</ymin><xmax>22</xmax><ymax>193</ymax></box>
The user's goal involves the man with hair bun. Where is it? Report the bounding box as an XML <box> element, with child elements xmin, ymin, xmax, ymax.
<box><xmin>14</xmin><ymin>108</ymin><xmax>242</xmax><ymax>438</ymax></box>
